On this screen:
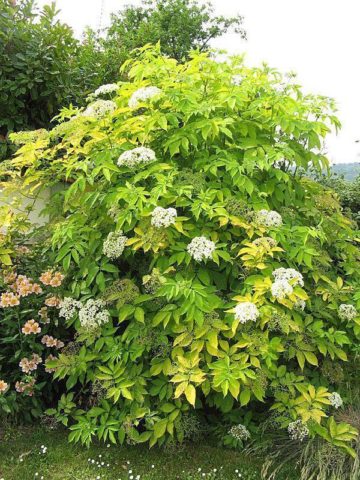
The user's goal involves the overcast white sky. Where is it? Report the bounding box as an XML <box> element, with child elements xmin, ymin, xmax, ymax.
<box><xmin>38</xmin><ymin>0</ymin><xmax>360</xmax><ymax>164</ymax></box>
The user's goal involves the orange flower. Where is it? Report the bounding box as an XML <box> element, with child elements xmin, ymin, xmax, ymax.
<box><xmin>22</xmin><ymin>319</ymin><xmax>41</xmax><ymax>335</ymax></box>
<box><xmin>0</xmin><ymin>380</ymin><xmax>8</xmax><ymax>393</ymax></box>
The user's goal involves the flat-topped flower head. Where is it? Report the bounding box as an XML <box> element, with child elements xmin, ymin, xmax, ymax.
<box><xmin>234</xmin><ymin>302</ymin><xmax>259</xmax><ymax>324</ymax></box>
<box><xmin>59</xmin><ymin>297</ymin><xmax>82</xmax><ymax>320</ymax></box>
<box><xmin>83</xmin><ymin>100</ymin><xmax>116</xmax><ymax>118</ymax></box>
<box><xmin>329</xmin><ymin>392</ymin><xmax>343</xmax><ymax>409</ymax></box>
<box><xmin>79</xmin><ymin>299</ymin><xmax>110</xmax><ymax>330</ymax></box>
<box><xmin>255</xmin><ymin>209</ymin><xmax>283</xmax><ymax>228</ymax></box>
<box><xmin>338</xmin><ymin>304</ymin><xmax>357</xmax><ymax>321</ymax></box>
<box><xmin>228</xmin><ymin>424</ymin><xmax>251</xmax><ymax>441</ymax></box>
<box><xmin>103</xmin><ymin>231</ymin><xmax>128</xmax><ymax>259</ymax></box>
<box><xmin>187</xmin><ymin>236</ymin><xmax>216</xmax><ymax>262</ymax></box>
<box><xmin>151</xmin><ymin>207</ymin><xmax>177</xmax><ymax>228</ymax></box>
<box><xmin>117</xmin><ymin>147</ymin><xmax>156</xmax><ymax>168</ymax></box>
<box><xmin>128</xmin><ymin>86</ymin><xmax>162</xmax><ymax>109</ymax></box>
<box><xmin>93</xmin><ymin>83</ymin><xmax>118</xmax><ymax>97</ymax></box>
<box><xmin>273</xmin><ymin>268</ymin><xmax>304</xmax><ymax>287</ymax></box>
<box><xmin>271</xmin><ymin>279</ymin><xmax>293</xmax><ymax>299</ymax></box>
<box><xmin>288</xmin><ymin>420</ymin><xmax>309</xmax><ymax>441</ymax></box>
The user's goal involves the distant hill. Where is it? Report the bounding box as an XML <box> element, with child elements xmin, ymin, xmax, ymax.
<box><xmin>331</xmin><ymin>162</ymin><xmax>360</xmax><ymax>181</ymax></box>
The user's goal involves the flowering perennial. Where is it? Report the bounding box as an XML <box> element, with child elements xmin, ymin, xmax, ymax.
<box><xmin>234</xmin><ymin>302</ymin><xmax>259</xmax><ymax>324</ymax></box>
<box><xmin>338</xmin><ymin>304</ymin><xmax>357</xmax><ymax>321</ymax></box>
<box><xmin>103</xmin><ymin>231</ymin><xmax>128</xmax><ymax>259</ymax></box>
<box><xmin>93</xmin><ymin>83</ymin><xmax>118</xmax><ymax>97</ymax></box>
<box><xmin>117</xmin><ymin>147</ymin><xmax>156</xmax><ymax>168</ymax></box>
<box><xmin>15</xmin><ymin>378</ymin><xmax>36</xmax><ymax>396</ymax></box>
<box><xmin>78</xmin><ymin>299</ymin><xmax>110</xmax><ymax>330</ymax></box>
<box><xmin>0</xmin><ymin>291</ymin><xmax>20</xmax><ymax>307</ymax></box>
<box><xmin>128</xmin><ymin>86</ymin><xmax>162</xmax><ymax>109</ymax></box>
<box><xmin>41</xmin><ymin>335</ymin><xmax>64</xmax><ymax>349</ymax></box>
<box><xmin>255</xmin><ymin>209</ymin><xmax>283</xmax><ymax>227</ymax></box>
<box><xmin>228</xmin><ymin>424</ymin><xmax>251</xmax><ymax>441</ymax></box>
<box><xmin>45</xmin><ymin>296</ymin><xmax>61</xmax><ymax>307</ymax></box>
<box><xmin>39</xmin><ymin>271</ymin><xmax>64</xmax><ymax>287</ymax></box>
<box><xmin>187</xmin><ymin>236</ymin><xmax>216</xmax><ymax>262</ymax></box>
<box><xmin>0</xmin><ymin>380</ymin><xmax>8</xmax><ymax>393</ymax></box>
<box><xmin>22</xmin><ymin>319</ymin><xmax>41</xmax><ymax>335</ymax></box>
<box><xmin>59</xmin><ymin>297</ymin><xmax>82</xmax><ymax>320</ymax></box>
<box><xmin>288</xmin><ymin>420</ymin><xmax>309</xmax><ymax>441</ymax></box>
<box><xmin>329</xmin><ymin>392</ymin><xmax>343</xmax><ymax>409</ymax></box>
<box><xmin>151</xmin><ymin>207</ymin><xmax>177</xmax><ymax>228</ymax></box>
<box><xmin>19</xmin><ymin>354</ymin><xmax>42</xmax><ymax>373</ymax></box>
<box><xmin>83</xmin><ymin>100</ymin><xmax>116</xmax><ymax>118</ymax></box>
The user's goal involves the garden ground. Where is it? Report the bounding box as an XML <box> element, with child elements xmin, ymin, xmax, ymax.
<box><xmin>0</xmin><ymin>426</ymin><xmax>294</xmax><ymax>480</ymax></box>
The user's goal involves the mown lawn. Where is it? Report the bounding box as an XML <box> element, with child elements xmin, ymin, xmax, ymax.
<box><xmin>0</xmin><ymin>425</ymin><xmax>289</xmax><ymax>480</ymax></box>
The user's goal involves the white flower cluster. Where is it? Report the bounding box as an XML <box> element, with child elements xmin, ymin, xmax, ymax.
<box><xmin>338</xmin><ymin>304</ymin><xmax>357</xmax><ymax>321</ymax></box>
<box><xmin>117</xmin><ymin>147</ymin><xmax>156</xmax><ymax>168</ymax></box>
<box><xmin>329</xmin><ymin>392</ymin><xmax>343</xmax><ymax>409</ymax></box>
<box><xmin>103</xmin><ymin>231</ymin><xmax>127</xmax><ymax>260</ymax></box>
<box><xmin>93</xmin><ymin>83</ymin><xmax>118</xmax><ymax>97</ymax></box>
<box><xmin>255</xmin><ymin>209</ymin><xmax>283</xmax><ymax>227</ymax></box>
<box><xmin>128</xmin><ymin>86</ymin><xmax>162</xmax><ymax>109</ymax></box>
<box><xmin>287</xmin><ymin>420</ymin><xmax>309</xmax><ymax>442</ymax></box>
<box><xmin>271</xmin><ymin>268</ymin><xmax>304</xmax><ymax>300</ymax></box>
<box><xmin>231</xmin><ymin>74</ymin><xmax>243</xmax><ymax>86</ymax></box>
<box><xmin>59</xmin><ymin>297</ymin><xmax>82</xmax><ymax>320</ymax></box>
<box><xmin>228</xmin><ymin>424</ymin><xmax>251</xmax><ymax>442</ymax></box>
<box><xmin>271</xmin><ymin>279</ymin><xmax>294</xmax><ymax>299</ymax></box>
<box><xmin>273</xmin><ymin>268</ymin><xmax>304</xmax><ymax>287</ymax></box>
<box><xmin>79</xmin><ymin>299</ymin><xmax>110</xmax><ymax>330</ymax></box>
<box><xmin>83</xmin><ymin>100</ymin><xmax>116</xmax><ymax>118</ymax></box>
<box><xmin>234</xmin><ymin>302</ymin><xmax>259</xmax><ymax>324</ymax></box>
<box><xmin>151</xmin><ymin>207</ymin><xmax>177</xmax><ymax>228</ymax></box>
<box><xmin>187</xmin><ymin>236</ymin><xmax>216</xmax><ymax>262</ymax></box>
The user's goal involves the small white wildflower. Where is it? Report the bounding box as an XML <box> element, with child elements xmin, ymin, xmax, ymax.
<box><xmin>128</xmin><ymin>86</ymin><xmax>162</xmax><ymax>109</ymax></box>
<box><xmin>187</xmin><ymin>236</ymin><xmax>216</xmax><ymax>262</ymax></box>
<box><xmin>228</xmin><ymin>424</ymin><xmax>251</xmax><ymax>442</ymax></box>
<box><xmin>255</xmin><ymin>209</ymin><xmax>283</xmax><ymax>227</ymax></box>
<box><xmin>58</xmin><ymin>297</ymin><xmax>82</xmax><ymax>320</ymax></box>
<box><xmin>83</xmin><ymin>100</ymin><xmax>116</xmax><ymax>118</ymax></box>
<box><xmin>329</xmin><ymin>392</ymin><xmax>343</xmax><ymax>409</ymax></box>
<box><xmin>151</xmin><ymin>207</ymin><xmax>177</xmax><ymax>228</ymax></box>
<box><xmin>117</xmin><ymin>146</ymin><xmax>156</xmax><ymax>168</ymax></box>
<box><xmin>287</xmin><ymin>420</ymin><xmax>309</xmax><ymax>441</ymax></box>
<box><xmin>78</xmin><ymin>299</ymin><xmax>110</xmax><ymax>330</ymax></box>
<box><xmin>103</xmin><ymin>231</ymin><xmax>127</xmax><ymax>260</ymax></box>
<box><xmin>234</xmin><ymin>302</ymin><xmax>259</xmax><ymax>324</ymax></box>
<box><xmin>271</xmin><ymin>279</ymin><xmax>293</xmax><ymax>299</ymax></box>
<box><xmin>338</xmin><ymin>304</ymin><xmax>357</xmax><ymax>321</ymax></box>
<box><xmin>93</xmin><ymin>83</ymin><xmax>118</xmax><ymax>97</ymax></box>
<box><xmin>273</xmin><ymin>268</ymin><xmax>304</xmax><ymax>287</ymax></box>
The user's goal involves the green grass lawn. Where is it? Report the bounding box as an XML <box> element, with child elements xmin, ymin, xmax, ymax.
<box><xmin>0</xmin><ymin>426</ymin><xmax>268</xmax><ymax>480</ymax></box>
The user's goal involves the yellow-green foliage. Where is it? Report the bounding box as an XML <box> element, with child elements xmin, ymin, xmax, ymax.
<box><xmin>4</xmin><ymin>46</ymin><xmax>360</xmax><ymax>453</ymax></box>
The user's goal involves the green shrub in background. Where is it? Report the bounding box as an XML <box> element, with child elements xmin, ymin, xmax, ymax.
<box><xmin>0</xmin><ymin>0</ymin><xmax>246</xmax><ymax>160</ymax></box>
<box><xmin>1</xmin><ymin>46</ymin><xmax>360</xmax><ymax>456</ymax></box>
